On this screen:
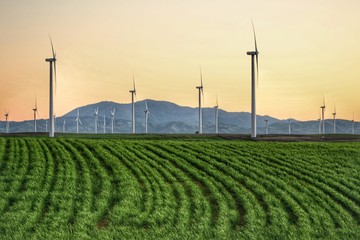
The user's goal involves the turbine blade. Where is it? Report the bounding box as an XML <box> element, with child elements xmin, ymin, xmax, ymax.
<box><xmin>199</xmin><ymin>65</ymin><xmax>203</xmax><ymax>88</ymax></box>
<box><xmin>54</xmin><ymin>61</ymin><xmax>57</xmax><ymax>94</ymax></box>
<box><xmin>132</xmin><ymin>71</ymin><xmax>136</xmax><ymax>91</ymax></box>
<box><xmin>256</xmin><ymin>54</ymin><xmax>259</xmax><ymax>84</ymax></box>
<box><xmin>79</xmin><ymin>118</ymin><xmax>82</xmax><ymax>125</ymax></box>
<box><xmin>251</xmin><ymin>20</ymin><xmax>259</xmax><ymax>84</ymax></box>
<box><xmin>216</xmin><ymin>94</ymin><xmax>219</xmax><ymax>107</ymax></box>
<box><xmin>145</xmin><ymin>100</ymin><xmax>148</xmax><ymax>111</ymax></box>
<box><xmin>251</xmin><ymin>20</ymin><xmax>258</xmax><ymax>53</ymax></box>
<box><xmin>49</xmin><ymin>35</ymin><xmax>55</xmax><ymax>58</ymax></box>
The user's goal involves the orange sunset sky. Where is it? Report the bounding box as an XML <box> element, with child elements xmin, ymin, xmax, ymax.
<box><xmin>1</xmin><ymin>0</ymin><xmax>359</xmax><ymax>121</ymax></box>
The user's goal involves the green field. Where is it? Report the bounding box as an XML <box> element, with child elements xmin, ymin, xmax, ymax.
<box><xmin>0</xmin><ymin>137</ymin><xmax>359</xmax><ymax>239</ymax></box>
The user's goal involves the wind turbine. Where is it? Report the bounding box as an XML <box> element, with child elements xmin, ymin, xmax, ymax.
<box><xmin>352</xmin><ymin>114</ymin><xmax>355</xmax><ymax>134</ymax></box>
<box><xmin>288</xmin><ymin>119</ymin><xmax>291</xmax><ymax>135</ymax></box>
<box><xmin>264</xmin><ymin>118</ymin><xmax>269</xmax><ymax>135</ymax></box>
<box><xmin>318</xmin><ymin>110</ymin><xmax>321</xmax><ymax>134</ymax></box>
<box><xmin>62</xmin><ymin>118</ymin><xmax>66</xmax><ymax>133</ymax></box>
<box><xmin>214</xmin><ymin>96</ymin><xmax>219</xmax><ymax>134</ymax></box>
<box><xmin>332</xmin><ymin>104</ymin><xmax>336</xmax><ymax>134</ymax></box>
<box><xmin>94</xmin><ymin>108</ymin><xmax>99</xmax><ymax>134</ymax></box>
<box><xmin>129</xmin><ymin>72</ymin><xmax>136</xmax><ymax>134</ymax></box>
<box><xmin>320</xmin><ymin>97</ymin><xmax>326</xmax><ymax>135</ymax></box>
<box><xmin>144</xmin><ymin>100</ymin><xmax>150</xmax><ymax>134</ymax></box>
<box><xmin>4</xmin><ymin>111</ymin><xmax>9</xmax><ymax>133</ymax></box>
<box><xmin>247</xmin><ymin>21</ymin><xmax>259</xmax><ymax>138</ymax></box>
<box><xmin>196</xmin><ymin>66</ymin><xmax>204</xmax><ymax>134</ymax></box>
<box><xmin>103</xmin><ymin>115</ymin><xmax>106</xmax><ymax>134</ymax></box>
<box><xmin>110</xmin><ymin>108</ymin><xmax>115</xmax><ymax>134</ymax></box>
<box><xmin>75</xmin><ymin>109</ymin><xmax>82</xmax><ymax>134</ymax></box>
<box><xmin>45</xmin><ymin>36</ymin><xmax>57</xmax><ymax>138</ymax></box>
<box><xmin>32</xmin><ymin>99</ymin><xmax>39</xmax><ymax>133</ymax></box>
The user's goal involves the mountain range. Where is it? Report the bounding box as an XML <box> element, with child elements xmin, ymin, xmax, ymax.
<box><xmin>1</xmin><ymin>100</ymin><xmax>358</xmax><ymax>134</ymax></box>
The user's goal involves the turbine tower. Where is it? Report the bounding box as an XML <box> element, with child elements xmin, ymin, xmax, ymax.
<box><xmin>247</xmin><ymin>21</ymin><xmax>259</xmax><ymax>138</ymax></box>
<box><xmin>320</xmin><ymin>97</ymin><xmax>326</xmax><ymax>135</ymax></box>
<box><xmin>288</xmin><ymin>119</ymin><xmax>291</xmax><ymax>135</ymax></box>
<box><xmin>75</xmin><ymin>109</ymin><xmax>82</xmax><ymax>134</ymax></box>
<box><xmin>144</xmin><ymin>100</ymin><xmax>150</xmax><ymax>134</ymax></box>
<box><xmin>214</xmin><ymin>96</ymin><xmax>219</xmax><ymax>134</ymax></box>
<box><xmin>265</xmin><ymin>118</ymin><xmax>269</xmax><ymax>135</ymax></box>
<box><xmin>4</xmin><ymin>112</ymin><xmax>9</xmax><ymax>133</ymax></box>
<box><xmin>332</xmin><ymin>104</ymin><xmax>336</xmax><ymax>134</ymax></box>
<box><xmin>196</xmin><ymin>66</ymin><xmax>204</xmax><ymax>134</ymax></box>
<box><xmin>103</xmin><ymin>115</ymin><xmax>106</xmax><ymax>134</ymax></box>
<box><xmin>94</xmin><ymin>108</ymin><xmax>99</xmax><ymax>134</ymax></box>
<box><xmin>62</xmin><ymin>118</ymin><xmax>66</xmax><ymax>133</ymax></box>
<box><xmin>110</xmin><ymin>108</ymin><xmax>115</xmax><ymax>134</ymax></box>
<box><xmin>318</xmin><ymin>110</ymin><xmax>321</xmax><ymax>134</ymax></box>
<box><xmin>45</xmin><ymin>36</ymin><xmax>57</xmax><ymax>138</ymax></box>
<box><xmin>129</xmin><ymin>73</ymin><xmax>136</xmax><ymax>134</ymax></box>
<box><xmin>352</xmin><ymin>114</ymin><xmax>355</xmax><ymax>134</ymax></box>
<box><xmin>32</xmin><ymin>99</ymin><xmax>39</xmax><ymax>133</ymax></box>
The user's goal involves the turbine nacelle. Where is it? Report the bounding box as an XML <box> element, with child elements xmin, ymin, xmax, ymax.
<box><xmin>246</xmin><ymin>51</ymin><xmax>258</xmax><ymax>56</ymax></box>
<box><xmin>45</xmin><ymin>57</ymin><xmax>56</xmax><ymax>62</ymax></box>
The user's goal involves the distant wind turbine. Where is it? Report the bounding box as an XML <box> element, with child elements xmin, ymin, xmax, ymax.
<box><xmin>110</xmin><ymin>108</ymin><xmax>115</xmax><ymax>134</ymax></box>
<box><xmin>265</xmin><ymin>118</ymin><xmax>269</xmax><ymax>135</ymax></box>
<box><xmin>45</xmin><ymin>36</ymin><xmax>57</xmax><ymax>138</ymax></box>
<box><xmin>196</xmin><ymin>66</ymin><xmax>204</xmax><ymax>134</ymax></box>
<box><xmin>4</xmin><ymin>111</ymin><xmax>9</xmax><ymax>133</ymax></box>
<box><xmin>129</xmin><ymin>72</ymin><xmax>136</xmax><ymax>134</ymax></box>
<box><xmin>318</xmin><ymin>110</ymin><xmax>321</xmax><ymax>134</ymax></box>
<box><xmin>144</xmin><ymin>100</ymin><xmax>150</xmax><ymax>134</ymax></box>
<box><xmin>94</xmin><ymin>108</ymin><xmax>99</xmax><ymax>134</ymax></box>
<box><xmin>247</xmin><ymin>21</ymin><xmax>260</xmax><ymax>138</ymax></box>
<box><xmin>214</xmin><ymin>96</ymin><xmax>219</xmax><ymax>134</ymax></box>
<box><xmin>75</xmin><ymin>109</ymin><xmax>82</xmax><ymax>134</ymax></box>
<box><xmin>288</xmin><ymin>119</ymin><xmax>291</xmax><ymax>135</ymax></box>
<box><xmin>63</xmin><ymin>118</ymin><xmax>66</xmax><ymax>133</ymax></box>
<box><xmin>32</xmin><ymin>99</ymin><xmax>39</xmax><ymax>133</ymax></box>
<box><xmin>352</xmin><ymin>114</ymin><xmax>355</xmax><ymax>134</ymax></box>
<box><xmin>332</xmin><ymin>104</ymin><xmax>336</xmax><ymax>134</ymax></box>
<box><xmin>320</xmin><ymin>97</ymin><xmax>326</xmax><ymax>135</ymax></box>
<box><xmin>103</xmin><ymin>115</ymin><xmax>106</xmax><ymax>134</ymax></box>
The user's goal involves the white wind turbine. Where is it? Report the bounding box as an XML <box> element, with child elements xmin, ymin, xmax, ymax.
<box><xmin>45</xmin><ymin>36</ymin><xmax>57</xmax><ymax>138</ymax></box>
<box><xmin>332</xmin><ymin>104</ymin><xmax>336</xmax><ymax>134</ymax></box>
<box><xmin>94</xmin><ymin>108</ymin><xmax>99</xmax><ymax>134</ymax></box>
<box><xmin>320</xmin><ymin>97</ymin><xmax>326</xmax><ymax>135</ymax></box>
<box><xmin>4</xmin><ymin>111</ymin><xmax>9</xmax><ymax>133</ymax></box>
<box><xmin>110</xmin><ymin>108</ymin><xmax>115</xmax><ymax>134</ymax></box>
<box><xmin>264</xmin><ymin>118</ymin><xmax>269</xmax><ymax>135</ymax></box>
<box><xmin>62</xmin><ymin>118</ymin><xmax>66</xmax><ymax>133</ymax></box>
<box><xmin>129</xmin><ymin>72</ymin><xmax>136</xmax><ymax>134</ymax></box>
<box><xmin>103</xmin><ymin>115</ymin><xmax>106</xmax><ymax>134</ymax></box>
<box><xmin>318</xmin><ymin>110</ymin><xmax>321</xmax><ymax>134</ymax></box>
<box><xmin>75</xmin><ymin>109</ymin><xmax>82</xmax><ymax>134</ymax></box>
<box><xmin>32</xmin><ymin>99</ymin><xmax>39</xmax><ymax>133</ymax></box>
<box><xmin>214</xmin><ymin>96</ymin><xmax>219</xmax><ymax>134</ymax></box>
<box><xmin>288</xmin><ymin>119</ymin><xmax>291</xmax><ymax>135</ymax></box>
<box><xmin>352</xmin><ymin>114</ymin><xmax>355</xmax><ymax>134</ymax></box>
<box><xmin>196</xmin><ymin>67</ymin><xmax>204</xmax><ymax>134</ymax></box>
<box><xmin>247</xmin><ymin>21</ymin><xmax>260</xmax><ymax>138</ymax></box>
<box><xmin>144</xmin><ymin>100</ymin><xmax>150</xmax><ymax>134</ymax></box>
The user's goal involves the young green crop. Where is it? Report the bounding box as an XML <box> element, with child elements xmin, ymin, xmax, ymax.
<box><xmin>0</xmin><ymin>137</ymin><xmax>359</xmax><ymax>239</ymax></box>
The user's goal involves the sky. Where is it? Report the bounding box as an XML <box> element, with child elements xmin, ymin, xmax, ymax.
<box><xmin>1</xmin><ymin>0</ymin><xmax>359</xmax><ymax>121</ymax></box>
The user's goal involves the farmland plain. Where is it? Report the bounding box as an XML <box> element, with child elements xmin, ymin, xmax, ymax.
<box><xmin>0</xmin><ymin>136</ymin><xmax>359</xmax><ymax>239</ymax></box>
